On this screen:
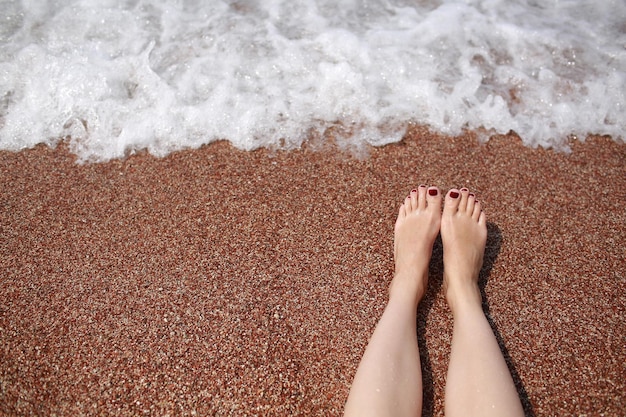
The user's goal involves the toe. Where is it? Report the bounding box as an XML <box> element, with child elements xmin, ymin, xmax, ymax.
<box><xmin>417</xmin><ymin>185</ymin><xmax>428</xmax><ymax>209</ymax></box>
<box><xmin>409</xmin><ymin>188</ymin><xmax>419</xmax><ymax>212</ymax></box>
<box><xmin>426</xmin><ymin>186</ymin><xmax>441</xmax><ymax>211</ymax></box>
<box><xmin>404</xmin><ymin>194</ymin><xmax>412</xmax><ymax>212</ymax></box>
<box><xmin>458</xmin><ymin>187</ymin><xmax>470</xmax><ymax>212</ymax></box>
<box><xmin>471</xmin><ymin>199</ymin><xmax>482</xmax><ymax>221</ymax></box>
<box><xmin>398</xmin><ymin>201</ymin><xmax>407</xmax><ymax>220</ymax></box>
<box><xmin>478</xmin><ymin>211</ymin><xmax>487</xmax><ymax>226</ymax></box>
<box><xmin>466</xmin><ymin>192</ymin><xmax>476</xmax><ymax>214</ymax></box>
<box><xmin>444</xmin><ymin>188</ymin><xmax>461</xmax><ymax>214</ymax></box>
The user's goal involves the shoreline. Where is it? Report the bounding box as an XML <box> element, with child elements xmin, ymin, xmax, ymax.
<box><xmin>1</xmin><ymin>130</ymin><xmax>624</xmax><ymax>415</ymax></box>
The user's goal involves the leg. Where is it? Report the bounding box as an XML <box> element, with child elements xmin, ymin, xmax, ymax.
<box><xmin>441</xmin><ymin>188</ymin><xmax>524</xmax><ymax>417</ymax></box>
<box><xmin>344</xmin><ymin>186</ymin><xmax>442</xmax><ymax>417</ymax></box>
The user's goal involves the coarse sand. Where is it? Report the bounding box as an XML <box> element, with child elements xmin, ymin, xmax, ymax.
<box><xmin>1</xmin><ymin>127</ymin><xmax>624</xmax><ymax>416</ymax></box>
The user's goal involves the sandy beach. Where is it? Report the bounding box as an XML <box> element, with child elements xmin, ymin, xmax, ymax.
<box><xmin>1</xmin><ymin>127</ymin><xmax>624</xmax><ymax>416</ymax></box>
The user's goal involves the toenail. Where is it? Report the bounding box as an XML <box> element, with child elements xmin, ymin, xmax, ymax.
<box><xmin>450</xmin><ymin>191</ymin><xmax>459</xmax><ymax>198</ymax></box>
<box><xmin>419</xmin><ymin>184</ymin><xmax>427</xmax><ymax>188</ymax></box>
<box><xmin>461</xmin><ymin>187</ymin><xmax>468</xmax><ymax>192</ymax></box>
<box><xmin>411</xmin><ymin>189</ymin><xmax>417</xmax><ymax>193</ymax></box>
<box><xmin>428</xmin><ymin>189</ymin><xmax>438</xmax><ymax>196</ymax></box>
<box><xmin>469</xmin><ymin>193</ymin><xmax>475</xmax><ymax>197</ymax></box>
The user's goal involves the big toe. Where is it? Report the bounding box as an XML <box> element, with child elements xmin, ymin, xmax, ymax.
<box><xmin>426</xmin><ymin>186</ymin><xmax>442</xmax><ymax>212</ymax></box>
<box><xmin>443</xmin><ymin>188</ymin><xmax>461</xmax><ymax>215</ymax></box>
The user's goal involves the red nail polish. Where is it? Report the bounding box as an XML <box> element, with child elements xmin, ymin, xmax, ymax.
<box><xmin>461</xmin><ymin>187</ymin><xmax>469</xmax><ymax>192</ymax></box>
<box><xmin>450</xmin><ymin>191</ymin><xmax>459</xmax><ymax>198</ymax></box>
<box><xmin>419</xmin><ymin>184</ymin><xmax>427</xmax><ymax>188</ymax></box>
<box><xmin>469</xmin><ymin>193</ymin><xmax>475</xmax><ymax>197</ymax></box>
<box><xmin>428</xmin><ymin>189</ymin><xmax>438</xmax><ymax>196</ymax></box>
<box><xmin>411</xmin><ymin>189</ymin><xmax>417</xmax><ymax>193</ymax></box>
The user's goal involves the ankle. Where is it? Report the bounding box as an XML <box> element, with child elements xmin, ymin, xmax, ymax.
<box><xmin>444</xmin><ymin>278</ymin><xmax>482</xmax><ymax>316</ymax></box>
<box><xmin>389</xmin><ymin>271</ymin><xmax>427</xmax><ymax>305</ymax></box>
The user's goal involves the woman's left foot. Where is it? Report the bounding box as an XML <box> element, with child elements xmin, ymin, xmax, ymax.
<box><xmin>390</xmin><ymin>185</ymin><xmax>442</xmax><ymax>304</ymax></box>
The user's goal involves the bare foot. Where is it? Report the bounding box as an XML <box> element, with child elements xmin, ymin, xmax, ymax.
<box><xmin>390</xmin><ymin>185</ymin><xmax>442</xmax><ymax>304</ymax></box>
<box><xmin>441</xmin><ymin>188</ymin><xmax>487</xmax><ymax>315</ymax></box>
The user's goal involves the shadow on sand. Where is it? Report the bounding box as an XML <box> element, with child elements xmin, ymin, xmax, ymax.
<box><xmin>416</xmin><ymin>222</ymin><xmax>535</xmax><ymax>417</ymax></box>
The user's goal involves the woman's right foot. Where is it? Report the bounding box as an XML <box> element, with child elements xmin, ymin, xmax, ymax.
<box><xmin>440</xmin><ymin>188</ymin><xmax>488</xmax><ymax>315</ymax></box>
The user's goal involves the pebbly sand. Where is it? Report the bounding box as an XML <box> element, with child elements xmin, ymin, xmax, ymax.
<box><xmin>1</xmin><ymin>127</ymin><xmax>625</xmax><ymax>416</ymax></box>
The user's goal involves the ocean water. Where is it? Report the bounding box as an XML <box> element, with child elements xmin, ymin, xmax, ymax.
<box><xmin>0</xmin><ymin>0</ymin><xmax>624</xmax><ymax>162</ymax></box>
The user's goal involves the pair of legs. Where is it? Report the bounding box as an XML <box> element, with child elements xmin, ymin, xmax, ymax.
<box><xmin>344</xmin><ymin>186</ymin><xmax>524</xmax><ymax>417</ymax></box>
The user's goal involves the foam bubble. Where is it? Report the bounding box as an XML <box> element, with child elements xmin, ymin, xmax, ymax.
<box><xmin>0</xmin><ymin>0</ymin><xmax>624</xmax><ymax>161</ymax></box>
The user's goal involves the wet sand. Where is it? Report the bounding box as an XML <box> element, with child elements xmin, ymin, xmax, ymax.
<box><xmin>1</xmin><ymin>127</ymin><xmax>624</xmax><ymax>416</ymax></box>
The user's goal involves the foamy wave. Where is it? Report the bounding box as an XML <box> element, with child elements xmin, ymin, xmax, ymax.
<box><xmin>0</xmin><ymin>0</ymin><xmax>624</xmax><ymax>161</ymax></box>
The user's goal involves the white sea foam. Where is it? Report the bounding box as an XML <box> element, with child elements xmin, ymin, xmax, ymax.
<box><xmin>0</xmin><ymin>0</ymin><xmax>624</xmax><ymax>161</ymax></box>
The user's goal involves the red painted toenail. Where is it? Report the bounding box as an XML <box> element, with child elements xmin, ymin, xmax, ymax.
<box><xmin>428</xmin><ymin>189</ymin><xmax>438</xmax><ymax>196</ymax></box>
<box><xmin>469</xmin><ymin>193</ymin><xmax>475</xmax><ymax>197</ymax></box>
<box><xmin>461</xmin><ymin>187</ymin><xmax>468</xmax><ymax>192</ymax></box>
<box><xmin>411</xmin><ymin>189</ymin><xmax>417</xmax><ymax>193</ymax></box>
<box><xmin>419</xmin><ymin>184</ymin><xmax>427</xmax><ymax>188</ymax></box>
<box><xmin>450</xmin><ymin>191</ymin><xmax>459</xmax><ymax>198</ymax></box>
